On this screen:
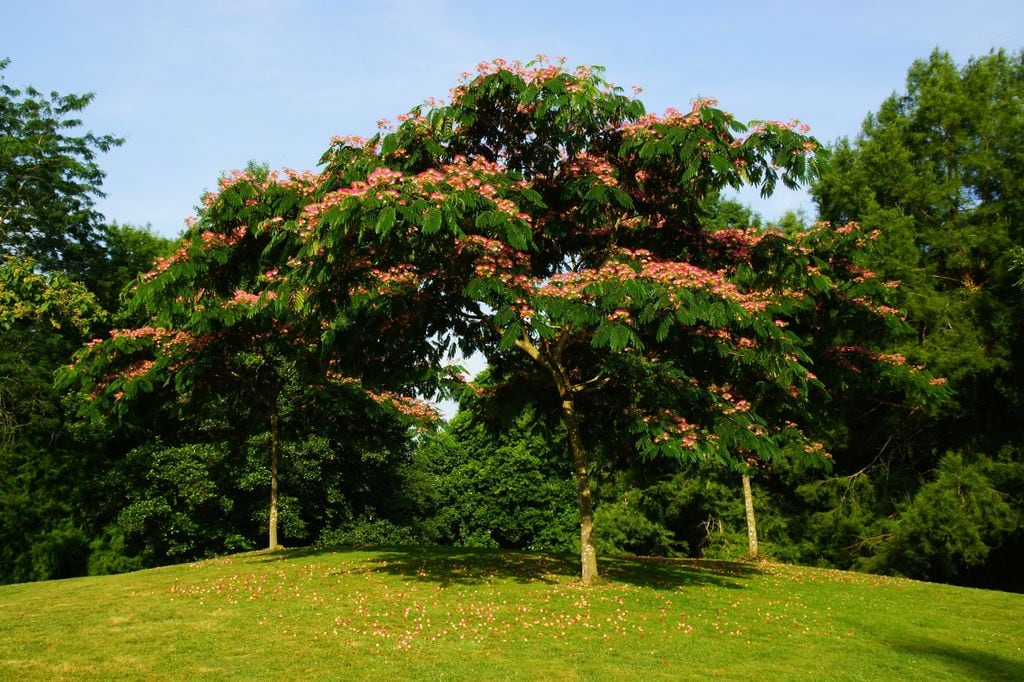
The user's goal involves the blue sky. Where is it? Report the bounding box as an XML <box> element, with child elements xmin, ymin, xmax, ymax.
<box><xmin>3</xmin><ymin>0</ymin><xmax>1022</xmax><ymax>239</ymax></box>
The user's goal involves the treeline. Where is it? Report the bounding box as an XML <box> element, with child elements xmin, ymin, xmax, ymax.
<box><xmin>1</xmin><ymin>50</ymin><xmax>1021</xmax><ymax>590</ymax></box>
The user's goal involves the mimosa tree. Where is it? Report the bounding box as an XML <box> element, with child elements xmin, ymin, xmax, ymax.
<box><xmin>274</xmin><ymin>58</ymin><xmax>940</xmax><ymax>583</ymax></box>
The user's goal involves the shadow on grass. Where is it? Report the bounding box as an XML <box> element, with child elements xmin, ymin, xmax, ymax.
<box><xmin>888</xmin><ymin>637</ymin><xmax>1024</xmax><ymax>681</ymax></box>
<box><xmin>601</xmin><ymin>555</ymin><xmax>760</xmax><ymax>590</ymax></box>
<box><xmin>249</xmin><ymin>545</ymin><xmax>761</xmax><ymax>590</ymax></box>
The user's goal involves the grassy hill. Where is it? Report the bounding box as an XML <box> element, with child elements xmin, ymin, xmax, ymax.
<box><xmin>1</xmin><ymin>547</ymin><xmax>1021</xmax><ymax>680</ymax></box>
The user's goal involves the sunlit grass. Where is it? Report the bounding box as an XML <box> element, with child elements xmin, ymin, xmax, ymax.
<box><xmin>1</xmin><ymin>547</ymin><xmax>1021</xmax><ymax>680</ymax></box>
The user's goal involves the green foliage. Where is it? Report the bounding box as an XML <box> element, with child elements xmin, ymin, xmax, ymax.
<box><xmin>0</xmin><ymin>254</ymin><xmax>105</xmax><ymax>337</ymax></box>
<box><xmin>0</xmin><ymin>66</ymin><xmax>187</xmax><ymax>584</ymax></box>
<box><xmin>0</xmin><ymin>256</ymin><xmax>108</xmax><ymax>583</ymax></box>
<box><xmin>90</xmin><ymin>421</ymin><xmax>420</xmax><ymax>569</ymax></box>
<box><xmin>115</xmin><ymin>442</ymin><xmax>244</xmax><ymax>565</ymax></box>
<box><xmin>808</xmin><ymin>48</ymin><xmax>1024</xmax><ymax>587</ymax></box>
<box><xmin>0</xmin><ymin>255</ymin><xmax>104</xmax><ymax>461</ymax></box>
<box><xmin>768</xmin><ymin>208</ymin><xmax>810</xmax><ymax>235</ymax></box>
<box><xmin>593</xmin><ymin>500</ymin><xmax>676</xmax><ymax>557</ymax></box>
<box><xmin>0</xmin><ymin>58</ymin><xmax>123</xmax><ymax>281</ymax></box>
<box><xmin>813</xmin><ymin>48</ymin><xmax>1024</xmax><ymax>452</ymax></box>
<box><xmin>414</xmin><ymin>404</ymin><xmax>578</xmax><ymax>552</ymax></box>
<box><xmin>865</xmin><ymin>451</ymin><xmax>1023</xmax><ymax>581</ymax></box>
<box><xmin>317</xmin><ymin>515</ymin><xmax>418</xmax><ymax>547</ymax></box>
<box><xmin>92</xmin><ymin>223</ymin><xmax>175</xmax><ymax>313</ymax></box>
<box><xmin>702</xmin><ymin>197</ymin><xmax>763</xmax><ymax>231</ymax></box>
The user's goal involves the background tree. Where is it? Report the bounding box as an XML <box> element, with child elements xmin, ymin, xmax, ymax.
<box><xmin>813</xmin><ymin>48</ymin><xmax>1023</xmax><ymax>451</ymax></box>
<box><xmin>810</xmin><ymin>48</ymin><xmax>1024</xmax><ymax>586</ymax></box>
<box><xmin>0</xmin><ymin>58</ymin><xmax>123</xmax><ymax>284</ymax></box>
<box><xmin>0</xmin><ymin>256</ymin><xmax>106</xmax><ymax>581</ymax></box>
<box><xmin>413</xmin><ymin>375</ymin><xmax>577</xmax><ymax>551</ymax></box>
<box><xmin>90</xmin><ymin>223</ymin><xmax>175</xmax><ymax>313</ymax></box>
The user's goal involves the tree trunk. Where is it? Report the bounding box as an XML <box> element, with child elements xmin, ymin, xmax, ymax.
<box><xmin>560</xmin><ymin>395</ymin><xmax>598</xmax><ymax>585</ymax></box>
<box><xmin>515</xmin><ymin>334</ymin><xmax>598</xmax><ymax>585</ymax></box>
<box><xmin>268</xmin><ymin>408</ymin><xmax>280</xmax><ymax>550</ymax></box>
<box><xmin>742</xmin><ymin>473</ymin><xmax>758</xmax><ymax>560</ymax></box>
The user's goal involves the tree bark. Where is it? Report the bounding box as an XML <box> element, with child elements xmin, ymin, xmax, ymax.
<box><xmin>268</xmin><ymin>408</ymin><xmax>280</xmax><ymax>550</ymax></box>
<box><xmin>742</xmin><ymin>472</ymin><xmax>758</xmax><ymax>560</ymax></box>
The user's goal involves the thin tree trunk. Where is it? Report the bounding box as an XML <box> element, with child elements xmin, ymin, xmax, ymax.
<box><xmin>742</xmin><ymin>472</ymin><xmax>758</xmax><ymax>560</ymax></box>
<box><xmin>560</xmin><ymin>394</ymin><xmax>598</xmax><ymax>585</ymax></box>
<box><xmin>268</xmin><ymin>408</ymin><xmax>280</xmax><ymax>550</ymax></box>
<box><xmin>515</xmin><ymin>334</ymin><xmax>599</xmax><ymax>585</ymax></box>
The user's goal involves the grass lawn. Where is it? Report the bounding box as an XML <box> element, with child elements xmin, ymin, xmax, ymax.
<box><xmin>1</xmin><ymin>547</ymin><xmax>1021</xmax><ymax>680</ymax></box>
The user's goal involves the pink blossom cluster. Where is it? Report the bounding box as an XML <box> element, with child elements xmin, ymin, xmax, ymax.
<box><xmin>109</xmin><ymin>326</ymin><xmax>192</xmax><ymax>349</ymax></box>
<box><xmin>562</xmin><ymin>152</ymin><xmax>618</xmax><ymax>187</ymax></box>
<box><xmin>448</xmin><ymin>56</ymin><xmax>615</xmax><ymax>105</ymax></box>
<box><xmin>618</xmin><ymin>99</ymin><xmax>719</xmax><ymax>137</ymax></box>
<box><xmin>705</xmin><ymin>228</ymin><xmax>781</xmax><ymax>261</ymax></box>
<box><xmin>200</xmin><ymin>227</ymin><xmax>248</xmax><ymax>249</ymax></box>
<box><xmin>110</xmin><ymin>359</ymin><xmax>156</xmax><ymax>399</ymax></box>
<box><xmin>647</xmin><ymin>254</ymin><xmax>774</xmax><ymax>311</ymax></box>
<box><xmin>876</xmin><ymin>352</ymin><xmax>907</xmax><ymax>366</ymax></box>
<box><xmin>829</xmin><ymin>345</ymin><xmax>914</xmax><ymax>372</ymax></box>
<box><xmin>692</xmin><ymin>326</ymin><xmax>758</xmax><ymax>351</ymax></box>
<box><xmin>748</xmin><ymin>119</ymin><xmax>812</xmax><ymax>135</ymax></box>
<box><xmin>704</xmin><ymin>383</ymin><xmax>753</xmax><ymax>416</ymax></box>
<box><xmin>434</xmin><ymin>156</ymin><xmax>531</xmax><ymax>222</ymax></box>
<box><xmin>513</xmin><ymin>297</ymin><xmax>535</xmax><ymax>319</ymax></box>
<box><xmin>271</xmin><ymin>168</ymin><xmax>321</xmax><ymax>196</ymax></box>
<box><xmin>330</xmin><ymin>135</ymin><xmax>372</xmax><ymax>148</ymax></box>
<box><xmin>470</xmin><ymin>57</ymin><xmax>566</xmax><ymax>85</ymax></box>
<box><xmin>228</xmin><ymin>289</ymin><xmax>274</xmax><ymax>307</ymax></box>
<box><xmin>694</xmin><ymin>326</ymin><xmax>730</xmax><ymax>342</ymax></box>
<box><xmin>607</xmin><ymin>309</ymin><xmax>631</xmax><ymax>322</ymax></box>
<box><xmin>325</xmin><ymin>371</ymin><xmax>359</xmax><ymax>385</ymax></box>
<box><xmin>846</xmin><ymin>264</ymin><xmax>878</xmax><ymax>284</ymax></box>
<box><xmin>455</xmin><ymin>234</ymin><xmax>530</xmax><ymax>279</ymax></box>
<box><xmin>395</xmin><ymin>111</ymin><xmax>427</xmax><ymax>126</ymax></box>
<box><xmin>209</xmin><ymin>167</ymin><xmax>322</xmax><ymax>204</ymax></box>
<box><xmin>142</xmin><ymin>226</ymin><xmax>248</xmax><ymax>283</ymax></box>
<box><xmin>802</xmin><ymin>441</ymin><xmax>830</xmax><ymax>459</ymax></box>
<box><xmin>297</xmin><ymin>156</ymin><xmax>531</xmax><ymax>240</ymax></box>
<box><xmin>215</xmin><ymin>168</ymin><xmax>251</xmax><ymax>193</ymax></box>
<box><xmin>298</xmin><ymin>167</ymin><xmax>407</xmax><ymax>231</ymax></box>
<box><xmin>324</xmin><ymin>373</ymin><xmax>439</xmax><ymax>423</ymax></box>
<box><xmin>643</xmin><ymin>410</ymin><xmax>702</xmax><ymax>449</ymax></box>
<box><xmin>142</xmin><ymin>244</ymin><xmax>191</xmax><ymax>281</ymax></box>
<box><xmin>365</xmin><ymin>264</ymin><xmax>421</xmax><ymax>296</ymax></box>
<box><xmin>848</xmin><ymin>296</ymin><xmax>901</xmax><ymax>318</ymax></box>
<box><xmin>368</xmin><ymin>391</ymin><xmax>440</xmax><ymax>423</ymax></box>
<box><xmin>537</xmin><ymin>254</ymin><xmax>771</xmax><ymax>313</ymax></box>
<box><xmin>720</xmin><ymin>398</ymin><xmax>751</xmax><ymax>415</ymax></box>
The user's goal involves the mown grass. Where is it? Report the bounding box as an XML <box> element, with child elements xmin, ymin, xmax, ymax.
<box><xmin>1</xmin><ymin>546</ymin><xmax>1021</xmax><ymax>680</ymax></box>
